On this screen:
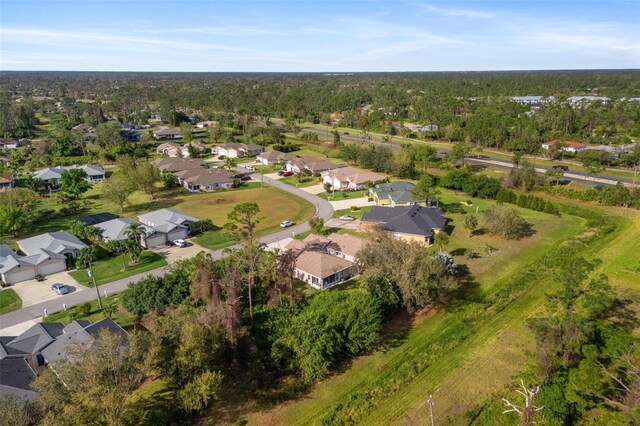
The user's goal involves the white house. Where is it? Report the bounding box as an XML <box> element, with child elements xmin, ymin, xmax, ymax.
<box><xmin>321</xmin><ymin>166</ymin><xmax>385</xmax><ymax>191</ymax></box>
<box><xmin>32</xmin><ymin>165</ymin><xmax>106</xmax><ymax>183</ymax></box>
<box><xmin>0</xmin><ymin>244</ymin><xmax>67</xmax><ymax>284</ymax></box>
<box><xmin>173</xmin><ymin>169</ymin><xmax>236</xmax><ymax>192</ymax></box>
<box><xmin>138</xmin><ymin>209</ymin><xmax>199</xmax><ymax>245</ymax></box>
<box><xmin>256</xmin><ymin>150</ymin><xmax>293</xmax><ymax>165</ymax></box>
<box><xmin>153</xmin><ymin>128</ymin><xmax>181</xmax><ymax>140</ymax></box>
<box><xmin>541</xmin><ymin>141</ymin><xmax>589</xmax><ymax>153</ymax></box>
<box><xmin>213</xmin><ymin>143</ymin><xmax>264</xmax><ymax>158</ymax></box>
<box><xmin>0</xmin><ymin>138</ymin><xmax>20</xmax><ymax>149</ymax></box>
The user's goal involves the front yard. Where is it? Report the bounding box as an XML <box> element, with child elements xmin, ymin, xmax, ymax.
<box><xmin>69</xmin><ymin>251</ymin><xmax>167</xmax><ymax>287</ymax></box>
<box><xmin>279</xmin><ymin>176</ymin><xmax>321</xmax><ymax>188</ymax></box>
<box><xmin>318</xmin><ymin>190</ymin><xmax>368</xmax><ymax>201</ymax></box>
<box><xmin>0</xmin><ymin>288</ymin><xmax>22</xmax><ymax>315</ymax></box>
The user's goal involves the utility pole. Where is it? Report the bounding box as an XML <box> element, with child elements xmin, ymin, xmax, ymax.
<box><xmin>427</xmin><ymin>395</ymin><xmax>435</xmax><ymax>426</ymax></box>
<box><xmin>87</xmin><ymin>263</ymin><xmax>103</xmax><ymax>309</ymax></box>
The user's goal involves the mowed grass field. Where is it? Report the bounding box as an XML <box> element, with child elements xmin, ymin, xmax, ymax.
<box><xmin>239</xmin><ymin>193</ymin><xmax>639</xmax><ymax>426</ymax></box>
<box><xmin>0</xmin><ymin>288</ymin><xmax>22</xmax><ymax>315</ymax></box>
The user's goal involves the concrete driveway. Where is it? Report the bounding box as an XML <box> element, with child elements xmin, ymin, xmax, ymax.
<box><xmin>11</xmin><ymin>271</ymin><xmax>88</xmax><ymax>308</ymax></box>
<box><xmin>301</xmin><ymin>184</ymin><xmax>326</xmax><ymax>194</ymax></box>
<box><xmin>325</xmin><ymin>218</ymin><xmax>363</xmax><ymax>230</ymax></box>
<box><xmin>329</xmin><ymin>197</ymin><xmax>374</xmax><ymax>210</ymax></box>
<box><xmin>151</xmin><ymin>241</ymin><xmax>208</xmax><ymax>264</ymax></box>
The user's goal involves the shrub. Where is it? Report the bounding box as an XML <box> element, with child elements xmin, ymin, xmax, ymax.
<box><xmin>79</xmin><ymin>302</ymin><xmax>92</xmax><ymax>316</ymax></box>
<box><xmin>484</xmin><ymin>206</ymin><xmax>532</xmax><ymax>240</ymax></box>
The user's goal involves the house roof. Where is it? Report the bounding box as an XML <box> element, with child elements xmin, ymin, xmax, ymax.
<box><xmin>33</xmin><ymin>164</ymin><xmax>105</xmax><ymax>181</ymax></box>
<box><xmin>323</xmin><ymin>166</ymin><xmax>386</xmax><ymax>185</ymax></box>
<box><xmin>295</xmin><ymin>250</ymin><xmax>353</xmax><ymax>279</ymax></box>
<box><xmin>157</xmin><ymin>142</ymin><xmax>181</xmax><ymax>152</ymax></box>
<box><xmin>257</xmin><ymin>150</ymin><xmax>293</xmax><ymax>161</ymax></box>
<box><xmin>362</xmin><ymin>205</ymin><xmax>446</xmax><ymax>238</ymax></box>
<box><xmin>1</xmin><ymin>323</ymin><xmax>65</xmax><ymax>359</ymax></box>
<box><xmin>0</xmin><ymin>172</ymin><xmax>14</xmax><ymax>184</ymax></box>
<box><xmin>326</xmin><ymin>233</ymin><xmax>368</xmax><ymax>257</ymax></box>
<box><xmin>182</xmin><ymin>170</ymin><xmax>236</xmax><ymax>186</ymax></box>
<box><xmin>42</xmin><ymin>318</ymin><xmax>127</xmax><ymax>365</ymax></box>
<box><xmin>370</xmin><ymin>181</ymin><xmax>418</xmax><ymax>204</ymax></box>
<box><xmin>97</xmin><ymin>218</ymin><xmax>155</xmax><ymax>241</ymax></box>
<box><xmin>138</xmin><ymin>208</ymin><xmax>199</xmax><ymax>229</ymax></box>
<box><xmin>72</xmin><ymin>124</ymin><xmax>94</xmax><ymax>132</ymax></box>
<box><xmin>154</xmin><ymin>127</ymin><xmax>181</xmax><ymax>136</ymax></box>
<box><xmin>0</xmin><ymin>358</ymin><xmax>38</xmax><ymax>398</ymax></box>
<box><xmin>17</xmin><ymin>232</ymin><xmax>87</xmax><ymax>256</ymax></box>
<box><xmin>0</xmin><ymin>244</ymin><xmax>65</xmax><ymax>274</ymax></box>
<box><xmin>289</xmin><ymin>157</ymin><xmax>344</xmax><ymax>173</ymax></box>
<box><xmin>78</xmin><ymin>212</ymin><xmax>120</xmax><ymax>226</ymax></box>
<box><xmin>217</xmin><ymin>142</ymin><xmax>263</xmax><ymax>152</ymax></box>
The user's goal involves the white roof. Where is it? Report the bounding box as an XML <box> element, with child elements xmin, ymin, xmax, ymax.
<box><xmin>17</xmin><ymin>232</ymin><xmax>87</xmax><ymax>256</ymax></box>
<box><xmin>33</xmin><ymin>165</ymin><xmax>105</xmax><ymax>181</ymax></box>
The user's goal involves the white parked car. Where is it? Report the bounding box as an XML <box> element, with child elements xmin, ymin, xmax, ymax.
<box><xmin>245</xmin><ymin>164</ymin><xmax>255</xmax><ymax>170</ymax></box>
<box><xmin>339</xmin><ymin>215</ymin><xmax>356</xmax><ymax>221</ymax></box>
<box><xmin>173</xmin><ymin>239</ymin><xmax>187</xmax><ymax>247</ymax></box>
<box><xmin>280</xmin><ymin>220</ymin><xmax>294</xmax><ymax>228</ymax></box>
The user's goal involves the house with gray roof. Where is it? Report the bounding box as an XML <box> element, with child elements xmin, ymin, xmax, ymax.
<box><xmin>0</xmin><ymin>243</ymin><xmax>68</xmax><ymax>285</ymax></box>
<box><xmin>0</xmin><ymin>318</ymin><xmax>126</xmax><ymax>400</ymax></box>
<box><xmin>17</xmin><ymin>232</ymin><xmax>87</xmax><ymax>260</ymax></box>
<box><xmin>138</xmin><ymin>208</ymin><xmax>199</xmax><ymax>244</ymax></box>
<box><xmin>370</xmin><ymin>181</ymin><xmax>419</xmax><ymax>207</ymax></box>
<box><xmin>32</xmin><ymin>164</ymin><xmax>106</xmax><ymax>183</ymax></box>
<box><xmin>95</xmin><ymin>217</ymin><xmax>169</xmax><ymax>248</ymax></box>
<box><xmin>174</xmin><ymin>168</ymin><xmax>236</xmax><ymax>192</ymax></box>
<box><xmin>361</xmin><ymin>204</ymin><xmax>447</xmax><ymax>246</ymax></box>
<box><xmin>286</xmin><ymin>156</ymin><xmax>345</xmax><ymax>175</ymax></box>
<box><xmin>256</xmin><ymin>150</ymin><xmax>294</xmax><ymax>165</ymax></box>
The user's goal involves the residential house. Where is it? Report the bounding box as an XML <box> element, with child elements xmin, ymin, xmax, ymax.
<box><xmin>370</xmin><ymin>181</ymin><xmax>419</xmax><ymax>207</ymax></box>
<box><xmin>0</xmin><ymin>244</ymin><xmax>67</xmax><ymax>284</ymax></box>
<box><xmin>213</xmin><ymin>142</ymin><xmax>264</xmax><ymax>158</ymax></box>
<box><xmin>71</xmin><ymin>124</ymin><xmax>95</xmax><ymax>133</ymax></box>
<box><xmin>156</xmin><ymin>142</ymin><xmax>182</xmax><ymax>157</ymax></box>
<box><xmin>196</xmin><ymin>120</ymin><xmax>217</xmax><ymax>128</ymax></box>
<box><xmin>541</xmin><ymin>140</ymin><xmax>589</xmax><ymax>153</ymax></box>
<box><xmin>0</xmin><ymin>322</ymin><xmax>66</xmax><ymax>400</ymax></box>
<box><xmin>95</xmin><ymin>217</ymin><xmax>168</xmax><ymax>248</ymax></box>
<box><xmin>17</xmin><ymin>231</ymin><xmax>87</xmax><ymax>261</ymax></box>
<box><xmin>0</xmin><ymin>318</ymin><xmax>127</xmax><ymax>400</ymax></box>
<box><xmin>153</xmin><ymin>127</ymin><xmax>181</xmax><ymax>140</ymax></box>
<box><xmin>182</xmin><ymin>141</ymin><xmax>207</xmax><ymax>157</ymax></box>
<box><xmin>0</xmin><ymin>138</ymin><xmax>20</xmax><ymax>149</ymax></box>
<box><xmin>33</xmin><ymin>164</ymin><xmax>106</xmax><ymax>183</ymax></box>
<box><xmin>286</xmin><ymin>156</ymin><xmax>345</xmax><ymax>175</ymax></box>
<box><xmin>568</xmin><ymin>96</ymin><xmax>610</xmax><ymax>104</ymax></box>
<box><xmin>138</xmin><ymin>208</ymin><xmax>199</xmax><ymax>243</ymax></box>
<box><xmin>282</xmin><ymin>233</ymin><xmax>368</xmax><ymax>290</ymax></box>
<box><xmin>173</xmin><ymin>168</ymin><xmax>236</xmax><ymax>192</ymax></box>
<box><xmin>256</xmin><ymin>150</ymin><xmax>293</xmax><ymax>165</ymax></box>
<box><xmin>322</xmin><ymin>166</ymin><xmax>386</xmax><ymax>191</ymax></box>
<box><xmin>361</xmin><ymin>204</ymin><xmax>446</xmax><ymax>245</ymax></box>
<box><xmin>0</xmin><ymin>172</ymin><xmax>15</xmax><ymax>190</ymax></box>
<box><xmin>154</xmin><ymin>157</ymin><xmax>206</xmax><ymax>173</ymax></box>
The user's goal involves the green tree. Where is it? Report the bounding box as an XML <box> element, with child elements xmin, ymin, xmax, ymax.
<box><xmin>95</xmin><ymin>121</ymin><xmax>123</xmax><ymax>149</ymax></box>
<box><xmin>0</xmin><ymin>205</ymin><xmax>25</xmax><ymax>237</ymax></box>
<box><xmin>309</xmin><ymin>216</ymin><xmax>325</xmax><ymax>234</ymax></box>
<box><xmin>102</xmin><ymin>176</ymin><xmax>133</xmax><ymax>211</ymax></box>
<box><xmin>411</xmin><ymin>174</ymin><xmax>439</xmax><ymax>200</ymax></box>
<box><xmin>131</xmin><ymin>162</ymin><xmax>160</xmax><ymax>199</ymax></box>
<box><xmin>449</xmin><ymin>141</ymin><xmax>471</xmax><ymax>166</ymax></box>
<box><xmin>76</xmin><ymin>245</ymin><xmax>98</xmax><ymax>269</ymax></box>
<box><xmin>124</xmin><ymin>239</ymin><xmax>143</xmax><ymax>264</ymax></box>
<box><xmin>545</xmin><ymin>167</ymin><xmax>565</xmax><ymax>185</ymax></box>
<box><xmin>434</xmin><ymin>231</ymin><xmax>450</xmax><ymax>250</ymax></box>
<box><xmin>180</xmin><ymin>122</ymin><xmax>193</xmax><ymax>143</ymax></box>
<box><xmin>60</xmin><ymin>168</ymin><xmax>91</xmax><ymax>199</ymax></box>
<box><xmin>124</xmin><ymin>222</ymin><xmax>146</xmax><ymax>244</ymax></box>
<box><xmin>464</xmin><ymin>214</ymin><xmax>478</xmax><ymax>237</ymax></box>
<box><xmin>484</xmin><ymin>206</ymin><xmax>531</xmax><ymax>240</ymax></box>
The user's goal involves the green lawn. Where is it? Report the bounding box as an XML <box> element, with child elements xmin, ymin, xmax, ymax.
<box><xmin>279</xmin><ymin>176</ymin><xmax>321</xmax><ymax>188</ymax></box>
<box><xmin>69</xmin><ymin>251</ymin><xmax>166</xmax><ymax>287</ymax></box>
<box><xmin>332</xmin><ymin>206</ymin><xmax>372</xmax><ymax>220</ymax></box>
<box><xmin>43</xmin><ymin>293</ymin><xmax>135</xmax><ymax>329</ymax></box>
<box><xmin>0</xmin><ymin>288</ymin><xmax>22</xmax><ymax>315</ymax></box>
<box><xmin>242</xmin><ymin>191</ymin><xmax>635</xmax><ymax>425</ymax></box>
<box><xmin>181</xmin><ymin>186</ymin><xmax>315</xmax><ymax>249</ymax></box>
<box><xmin>318</xmin><ymin>190</ymin><xmax>368</xmax><ymax>201</ymax></box>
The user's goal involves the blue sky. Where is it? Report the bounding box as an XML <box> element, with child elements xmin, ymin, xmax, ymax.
<box><xmin>1</xmin><ymin>1</ymin><xmax>639</xmax><ymax>71</ymax></box>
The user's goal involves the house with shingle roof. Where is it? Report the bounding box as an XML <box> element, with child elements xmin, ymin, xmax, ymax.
<box><xmin>153</xmin><ymin>127</ymin><xmax>181</xmax><ymax>140</ymax></box>
<box><xmin>286</xmin><ymin>156</ymin><xmax>345</xmax><ymax>175</ymax></box>
<box><xmin>17</xmin><ymin>232</ymin><xmax>87</xmax><ymax>259</ymax></box>
<box><xmin>174</xmin><ymin>168</ymin><xmax>236</xmax><ymax>192</ymax></box>
<box><xmin>256</xmin><ymin>150</ymin><xmax>294</xmax><ymax>165</ymax></box>
<box><xmin>32</xmin><ymin>164</ymin><xmax>106</xmax><ymax>183</ymax></box>
<box><xmin>138</xmin><ymin>208</ymin><xmax>199</xmax><ymax>243</ymax></box>
<box><xmin>0</xmin><ymin>138</ymin><xmax>19</xmax><ymax>149</ymax></box>
<box><xmin>541</xmin><ymin>140</ymin><xmax>589</xmax><ymax>153</ymax></box>
<box><xmin>361</xmin><ymin>205</ymin><xmax>446</xmax><ymax>246</ymax></box>
<box><xmin>322</xmin><ymin>166</ymin><xmax>386</xmax><ymax>191</ymax></box>
<box><xmin>213</xmin><ymin>142</ymin><xmax>264</xmax><ymax>158</ymax></box>
<box><xmin>0</xmin><ymin>172</ymin><xmax>15</xmax><ymax>190</ymax></box>
<box><xmin>370</xmin><ymin>181</ymin><xmax>419</xmax><ymax>207</ymax></box>
<box><xmin>0</xmin><ymin>243</ymin><xmax>67</xmax><ymax>284</ymax></box>
<box><xmin>282</xmin><ymin>232</ymin><xmax>369</xmax><ymax>289</ymax></box>
<box><xmin>154</xmin><ymin>157</ymin><xmax>206</xmax><ymax>173</ymax></box>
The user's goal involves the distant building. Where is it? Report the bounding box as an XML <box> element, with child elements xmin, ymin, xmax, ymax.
<box><xmin>0</xmin><ymin>172</ymin><xmax>15</xmax><ymax>190</ymax></box>
<box><xmin>567</xmin><ymin>96</ymin><xmax>610</xmax><ymax>104</ymax></box>
<box><xmin>541</xmin><ymin>140</ymin><xmax>589</xmax><ymax>153</ymax></box>
<box><xmin>0</xmin><ymin>138</ymin><xmax>19</xmax><ymax>149</ymax></box>
<box><xmin>213</xmin><ymin>142</ymin><xmax>264</xmax><ymax>158</ymax></box>
<box><xmin>32</xmin><ymin>165</ymin><xmax>106</xmax><ymax>183</ymax></box>
<box><xmin>153</xmin><ymin>127</ymin><xmax>181</xmax><ymax>140</ymax></box>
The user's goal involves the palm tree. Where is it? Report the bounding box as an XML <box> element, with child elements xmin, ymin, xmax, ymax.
<box><xmin>124</xmin><ymin>239</ymin><xmax>143</xmax><ymax>264</ymax></box>
<box><xmin>224</xmin><ymin>157</ymin><xmax>238</xmax><ymax>172</ymax></box>
<box><xmin>124</xmin><ymin>222</ymin><xmax>146</xmax><ymax>244</ymax></box>
<box><xmin>102</xmin><ymin>303</ymin><xmax>118</xmax><ymax>318</ymax></box>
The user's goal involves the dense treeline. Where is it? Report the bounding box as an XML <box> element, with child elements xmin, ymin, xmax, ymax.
<box><xmin>2</xmin><ymin>71</ymin><xmax>640</xmax><ymax>150</ymax></box>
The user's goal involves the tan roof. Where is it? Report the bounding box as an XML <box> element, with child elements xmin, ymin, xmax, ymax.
<box><xmin>259</xmin><ymin>151</ymin><xmax>293</xmax><ymax>161</ymax></box>
<box><xmin>284</xmin><ymin>239</ymin><xmax>307</xmax><ymax>251</ymax></box>
<box><xmin>326</xmin><ymin>233</ymin><xmax>368</xmax><ymax>257</ymax></box>
<box><xmin>324</xmin><ymin>166</ymin><xmax>385</xmax><ymax>185</ymax></box>
<box><xmin>0</xmin><ymin>172</ymin><xmax>14</xmax><ymax>184</ymax></box>
<box><xmin>154</xmin><ymin>158</ymin><xmax>206</xmax><ymax>172</ymax></box>
<box><xmin>289</xmin><ymin>157</ymin><xmax>344</xmax><ymax>172</ymax></box>
<box><xmin>183</xmin><ymin>170</ymin><xmax>236</xmax><ymax>186</ymax></box>
<box><xmin>295</xmin><ymin>250</ymin><xmax>352</xmax><ymax>279</ymax></box>
<box><xmin>154</xmin><ymin>128</ymin><xmax>181</xmax><ymax>136</ymax></box>
<box><xmin>302</xmin><ymin>234</ymin><xmax>331</xmax><ymax>246</ymax></box>
<box><xmin>157</xmin><ymin>142</ymin><xmax>181</xmax><ymax>151</ymax></box>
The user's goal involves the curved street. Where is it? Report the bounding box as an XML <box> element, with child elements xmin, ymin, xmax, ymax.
<box><xmin>0</xmin><ymin>173</ymin><xmax>334</xmax><ymax>330</ymax></box>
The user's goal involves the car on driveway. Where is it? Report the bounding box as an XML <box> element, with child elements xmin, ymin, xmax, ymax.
<box><xmin>245</xmin><ymin>164</ymin><xmax>254</xmax><ymax>170</ymax></box>
<box><xmin>277</xmin><ymin>171</ymin><xmax>294</xmax><ymax>177</ymax></box>
<box><xmin>173</xmin><ymin>239</ymin><xmax>187</xmax><ymax>247</ymax></box>
<box><xmin>280</xmin><ymin>220</ymin><xmax>294</xmax><ymax>228</ymax></box>
<box><xmin>218</xmin><ymin>155</ymin><xmax>227</xmax><ymax>160</ymax></box>
<box><xmin>51</xmin><ymin>283</ymin><xmax>69</xmax><ymax>295</ymax></box>
<box><xmin>339</xmin><ymin>215</ymin><xmax>356</xmax><ymax>221</ymax></box>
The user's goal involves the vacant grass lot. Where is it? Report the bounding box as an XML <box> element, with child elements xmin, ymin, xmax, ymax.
<box><xmin>0</xmin><ymin>288</ymin><xmax>22</xmax><ymax>315</ymax></box>
<box><xmin>186</xmin><ymin>186</ymin><xmax>315</xmax><ymax>249</ymax></box>
<box><xmin>241</xmin><ymin>191</ymin><xmax>636</xmax><ymax>426</ymax></box>
<box><xmin>69</xmin><ymin>251</ymin><xmax>166</xmax><ymax>287</ymax></box>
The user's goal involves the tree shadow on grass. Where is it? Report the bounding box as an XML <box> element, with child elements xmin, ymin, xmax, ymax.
<box><xmin>453</xmin><ymin>264</ymin><xmax>484</xmax><ymax>306</ymax></box>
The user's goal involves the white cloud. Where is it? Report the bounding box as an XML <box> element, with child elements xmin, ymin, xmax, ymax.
<box><xmin>421</xmin><ymin>3</ymin><xmax>494</xmax><ymax>19</ymax></box>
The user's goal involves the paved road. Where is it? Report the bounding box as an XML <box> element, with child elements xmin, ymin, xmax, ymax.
<box><xmin>0</xmin><ymin>173</ymin><xmax>333</xmax><ymax>329</ymax></box>
<box><xmin>300</xmin><ymin>125</ymin><xmax>635</xmax><ymax>187</ymax></box>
